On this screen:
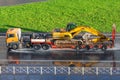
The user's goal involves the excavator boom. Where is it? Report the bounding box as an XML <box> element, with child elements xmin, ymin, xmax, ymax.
<box><xmin>69</xmin><ymin>26</ymin><xmax>106</xmax><ymax>39</ymax></box>
<box><xmin>69</xmin><ymin>26</ymin><xmax>110</xmax><ymax>43</ymax></box>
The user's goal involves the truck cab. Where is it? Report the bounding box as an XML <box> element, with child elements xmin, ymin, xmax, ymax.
<box><xmin>6</xmin><ymin>28</ymin><xmax>21</xmax><ymax>50</ymax></box>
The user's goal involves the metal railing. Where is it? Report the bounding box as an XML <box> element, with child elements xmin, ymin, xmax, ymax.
<box><xmin>0</xmin><ymin>60</ymin><xmax>119</xmax><ymax>75</ymax></box>
<box><xmin>0</xmin><ymin>66</ymin><xmax>120</xmax><ymax>75</ymax></box>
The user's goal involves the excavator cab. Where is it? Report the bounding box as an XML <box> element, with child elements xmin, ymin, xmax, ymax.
<box><xmin>66</xmin><ymin>23</ymin><xmax>77</xmax><ymax>32</ymax></box>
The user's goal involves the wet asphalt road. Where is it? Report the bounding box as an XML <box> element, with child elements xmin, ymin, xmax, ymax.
<box><xmin>0</xmin><ymin>34</ymin><xmax>120</xmax><ymax>67</ymax></box>
<box><xmin>0</xmin><ymin>0</ymin><xmax>46</xmax><ymax>6</ymax></box>
<box><xmin>0</xmin><ymin>36</ymin><xmax>120</xmax><ymax>67</ymax></box>
<box><xmin>0</xmin><ymin>35</ymin><xmax>120</xmax><ymax>60</ymax></box>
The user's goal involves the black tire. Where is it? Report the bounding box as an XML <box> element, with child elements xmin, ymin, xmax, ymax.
<box><xmin>12</xmin><ymin>44</ymin><xmax>18</xmax><ymax>50</ymax></box>
<box><xmin>101</xmin><ymin>44</ymin><xmax>107</xmax><ymax>51</ymax></box>
<box><xmin>33</xmin><ymin>44</ymin><xmax>41</xmax><ymax>50</ymax></box>
<box><xmin>75</xmin><ymin>46</ymin><xmax>80</xmax><ymax>51</ymax></box>
<box><xmin>85</xmin><ymin>45</ymin><xmax>90</xmax><ymax>50</ymax></box>
<box><xmin>42</xmin><ymin>44</ymin><xmax>50</xmax><ymax>50</ymax></box>
<box><xmin>94</xmin><ymin>45</ymin><xmax>98</xmax><ymax>50</ymax></box>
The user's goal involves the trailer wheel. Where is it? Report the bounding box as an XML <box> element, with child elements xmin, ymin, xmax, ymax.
<box><xmin>12</xmin><ymin>44</ymin><xmax>18</xmax><ymax>50</ymax></box>
<box><xmin>101</xmin><ymin>44</ymin><xmax>107</xmax><ymax>51</ymax></box>
<box><xmin>75</xmin><ymin>46</ymin><xmax>80</xmax><ymax>51</ymax></box>
<box><xmin>33</xmin><ymin>44</ymin><xmax>41</xmax><ymax>50</ymax></box>
<box><xmin>42</xmin><ymin>44</ymin><xmax>50</xmax><ymax>50</ymax></box>
<box><xmin>85</xmin><ymin>45</ymin><xmax>90</xmax><ymax>50</ymax></box>
<box><xmin>94</xmin><ymin>45</ymin><xmax>98</xmax><ymax>50</ymax></box>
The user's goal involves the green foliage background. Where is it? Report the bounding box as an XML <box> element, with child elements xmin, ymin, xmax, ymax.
<box><xmin>0</xmin><ymin>0</ymin><xmax>120</xmax><ymax>32</ymax></box>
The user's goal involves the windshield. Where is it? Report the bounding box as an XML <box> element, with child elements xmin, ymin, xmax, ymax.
<box><xmin>7</xmin><ymin>34</ymin><xmax>15</xmax><ymax>38</ymax></box>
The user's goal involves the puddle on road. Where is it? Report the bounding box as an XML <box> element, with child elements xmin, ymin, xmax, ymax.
<box><xmin>7</xmin><ymin>51</ymin><xmax>117</xmax><ymax>67</ymax></box>
<box><xmin>8</xmin><ymin>50</ymin><xmax>114</xmax><ymax>61</ymax></box>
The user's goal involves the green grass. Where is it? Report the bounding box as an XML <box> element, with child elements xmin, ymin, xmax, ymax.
<box><xmin>0</xmin><ymin>0</ymin><xmax>120</xmax><ymax>32</ymax></box>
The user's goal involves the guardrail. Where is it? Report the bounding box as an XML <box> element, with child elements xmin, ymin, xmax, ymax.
<box><xmin>0</xmin><ymin>60</ymin><xmax>119</xmax><ymax>75</ymax></box>
<box><xmin>0</xmin><ymin>66</ymin><xmax>120</xmax><ymax>75</ymax></box>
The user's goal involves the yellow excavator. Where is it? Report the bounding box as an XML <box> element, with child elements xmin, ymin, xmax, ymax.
<box><xmin>53</xmin><ymin>23</ymin><xmax>110</xmax><ymax>43</ymax></box>
<box><xmin>52</xmin><ymin>23</ymin><xmax>114</xmax><ymax>50</ymax></box>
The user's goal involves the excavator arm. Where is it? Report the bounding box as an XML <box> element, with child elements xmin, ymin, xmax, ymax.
<box><xmin>52</xmin><ymin>25</ymin><xmax>110</xmax><ymax>43</ymax></box>
<box><xmin>69</xmin><ymin>26</ymin><xmax>110</xmax><ymax>43</ymax></box>
<box><xmin>69</xmin><ymin>26</ymin><xmax>105</xmax><ymax>38</ymax></box>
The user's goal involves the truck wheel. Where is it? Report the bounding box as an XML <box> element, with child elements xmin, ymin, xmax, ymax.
<box><xmin>101</xmin><ymin>44</ymin><xmax>107</xmax><ymax>51</ymax></box>
<box><xmin>42</xmin><ymin>44</ymin><xmax>50</xmax><ymax>50</ymax></box>
<box><xmin>94</xmin><ymin>45</ymin><xmax>98</xmax><ymax>50</ymax></box>
<box><xmin>12</xmin><ymin>44</ymin><xmax>18</xmax><ymax>50</ymax></box>
<box><xmin>33</xmin><ymin>44</ymin><xmax>41</xmax><ymax>50</ymax></box>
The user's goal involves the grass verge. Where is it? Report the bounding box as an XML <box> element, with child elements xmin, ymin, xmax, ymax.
<box><xmin>0</xmin><ymin>0</ymin><xmax>120</xmax><ymax>32</ymax></box>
